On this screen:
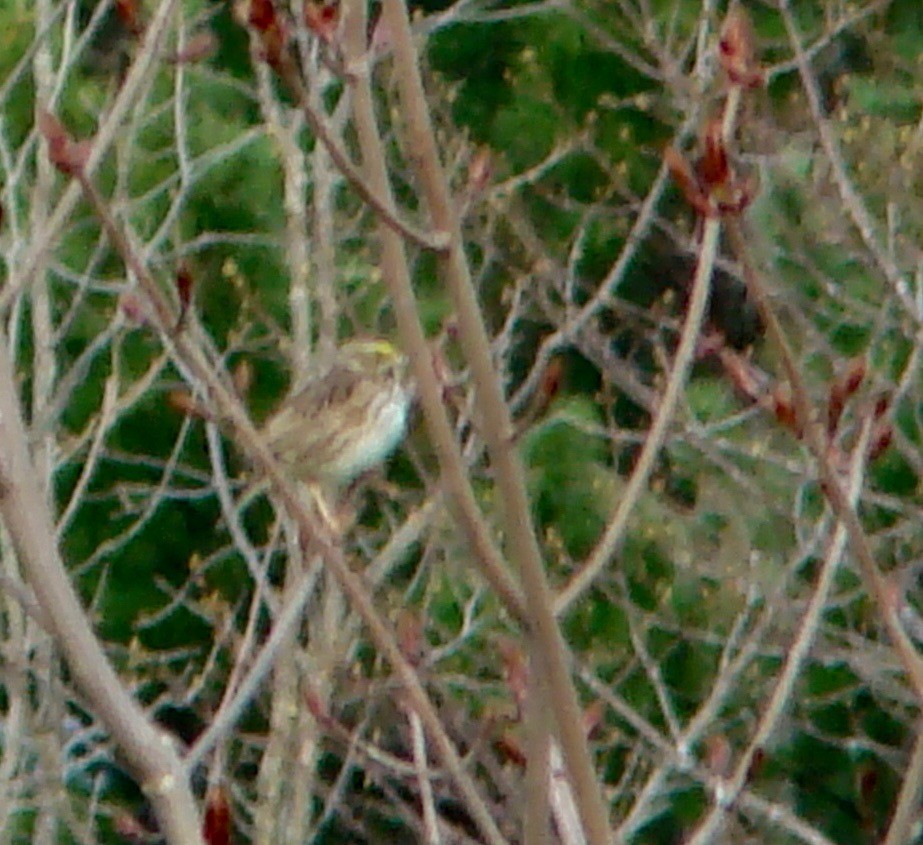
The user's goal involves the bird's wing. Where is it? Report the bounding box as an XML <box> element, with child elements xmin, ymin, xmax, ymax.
<box><xmin>285</xmin><ymin>358</ymin><xmax>363</xmax><ymax>415</ymax></box>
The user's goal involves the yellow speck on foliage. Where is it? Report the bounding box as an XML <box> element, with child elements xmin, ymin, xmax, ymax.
<box><xmin>150</xmin><ymin>774</ymin><xmax>175</xmax><ymax>796</ymax></box>
<box><xmin>128</xmin><ymin>637</ymin><xmax>144</xmax><ymax>663</ymax></box>
<box><xmin>200</xmin><ymin>591</ymin><xmax>227</xmax><ymax>620</ymax></box>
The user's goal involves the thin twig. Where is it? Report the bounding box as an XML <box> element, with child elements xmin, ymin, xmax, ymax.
<box><xmin>0</xmin><ymin>334</ymin><xmax>205</xmax><ymax>844</ymax></box>
<box><xmin>185</xmin><ymin>567</ymin><xmax>318</xmax><ymax>769</ymax></box>
<box><xmin>408</xmin><ymin>705</ymin><xmax>442</xmax><ymax>845</ymax></box>
<box><xmin>69</xmin><ymin>102</ymin><xmax>514</xmax><ymax>845</ymax></box>
<box><xmin>882</xmin><ymin>717</ymin><xmax>923</xmax><ymax>845</ymax></box>
<box><xmin>725</xmin><ymin>217</ymin><xmax>923</xmax><ymax>704</ymax></box>
<box><xmin>271</xmin><ymin>54</ymin><xmax>449</xmax><ymax>254</ymax></box>
<box><xmin>683</xmin><ymin>415</ymin><xmax>874</xmax><ymax>844</ymax></box>
<box><xmin>555</xmin><ymin>87</ymin><xmax>742</xmax><ymax>615</ymax></box>
<box><xmin>3</xmin><ymin>0</ymin><xmax>181</xmax><ymax>315</ymax></box>
<box><xmin>777</xmin><ymin>0</ymin><xmax>919</xmax><ymax>323</ymax></box>
<box><xmin>379</xmin><ymin>0</ymin><xmax>613</xmax><ymax>840</ymax></box>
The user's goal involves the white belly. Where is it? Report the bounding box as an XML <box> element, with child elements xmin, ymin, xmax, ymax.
<box><xmin>325</xmin><ymin>388</ymin><xmax>410</xmax><ymax>481</ymax></box>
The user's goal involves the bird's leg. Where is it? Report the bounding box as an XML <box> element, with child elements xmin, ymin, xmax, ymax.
<box><xmin>296</xmin><ymin>482</ymin><xmax>348</xmax><ymax>537</ymax></box>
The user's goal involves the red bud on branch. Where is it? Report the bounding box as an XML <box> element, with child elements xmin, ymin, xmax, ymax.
<box><xmin>718</xmin><ymin>6</ymin><xmax>763</xmax><ymax>89</ymax></box>
<box><xmin>540</xmin><ymin>357</ymin><xmax>564</xmax><ymax>403</ymax></box>
<box><xmin>665</xmin><ymin>146</ymin><xmax>714</xmax><ymax>218</ymax></box>
<box><xmin>113</xmin><ymin>812</ymin><xmax>149</xmax><ymax>842</ymax></box>
<box><xmin>247</xmin><ymin>0</ymin><xmax>290</xmax><ymax>69</ymax></box>
<box><xmin>703</xmin><ymin>734</ymin><xmax>732</xmax><ymax>777</ymax></box>
<box><xmin>827</xmin><ymin>386</ymin><xmax>846</xmax><ymax>438</ymax></box>
<box><xmin>583</xmin><ymin>700</ymin><xmax>604</xmax><ymax>739</ymax></box>
<box><xmin>304</xmin><ymin>685</ymin><xmax>331</xmax><ymax>721</ymax></box>
<box><xmin>119</xmin><ymin>292</ymin><xmax>151</xmax><ymax>326</ymax></box>
<box><xmin>167</xmin><ymin>390</ymin><xmax>210</xmax><ymax>421</ymax></box>
<box><xmin>868</xmin><ymin>424</ymin><xmax>893</xmax><ymax>461</ymax></box>
<box><xmin>466</xmin><ymin>147</ymin><xmax>493</xmax><ymax>195</ymax></box>
<box><xmin>232</xmin><ymin>359</ymin><xmax>254</xmax><ymax>398</ymax></box>
<box><xmin>247</xmin><ymin>0</ymin><xmax>277</xmax><ymax>31</ymax></box>
<box><xmin>873</xmin><ymin>393</ymin><xmax>890</xmax><ymax>420</ymax></box>
<box><xmin>115</xmin><ymin>0</ymin><xmax>145</xmax><ymax>36</ymax></box>
<box><xmin>38</xmin><ymin>110</ymin><xmax>90</xmax><ymax>177</ymax></box>
<box><xmin>719</xmin><ymin>347</ymin><xmax>765</xmax><ymax>403</ymax></box>
<box><xmin>498</xmin><ymin>640</ymin><xmax>527</xmax><ymax>712</ymax></box>
<box><xmin>843</xmin><ymin>357</ymin><xmax>867</xmax><ymax>397</ymax></box>
<box><xmin>304</xmin><ymin>1</ymin><xmax>339</xmax><ymax>44</ymax></box>
<box><xmin>171</xmin><ymin>31</ymin><xmax>218</xmax><ymax>65</ymax></box>
<box><xmin>396</xmin><ymin>610</ymin><xmax>424</xmax><ymax>667</ymax></box>
<box><xmin>746</xmin><ymin>747</ymin><xmax>766</xmax><ymax>783</ymax></box>
<box><xmin>858</xmin><ymin>766</ymin><xmax>879</xmax><ymax>809</ymax></box>
<box><xmin>495</xmin><ymin>734</ymin><xmax>527</xmax><ymax>767</ymax></box>
<box><xmin>770</xmin><ymin>387</ymin><xmax>800</xmax><ymax>436</ymax></box>
<box><xmin>175</xmin><ymin>264</ymin><xmax>195</xmax><ymax>328</ymax></box>
<box><xmin>696</xmin><ymin>119</ymin><xmax>730</xmax><ymax>190</ymax></box>
<box><xmin>827</xmin><ymin>357</ymin><xmax>866</xmax><ymax>436</ymax></box>
<box><xmin>203</xmin><ymin>786</ymin><xmax>231</xmax><ymax>845</ymax></box>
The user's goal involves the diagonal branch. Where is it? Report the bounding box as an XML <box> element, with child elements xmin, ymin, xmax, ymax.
<box><xmin>375</xmin><ymin>0</ymin><xmax>613</xmax><ymax>840</ymax></box>
<box><xmin>0</xmin><ymin>335</ymin><xmax>205</xmax><ymax>844</ymax></box>
<box><xmin>725</xmin><ymin>216</ymin><xmax>923</xmax><ymax>704</ymax></box>
<box><xmin>57</xmin><ymin>112</ymin><xmax>514</xmax><ymax>845</ymax></box>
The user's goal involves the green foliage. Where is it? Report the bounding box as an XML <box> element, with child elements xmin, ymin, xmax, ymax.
<box><xmin>523</xmin><ymin>394</ymin><xmax>614</xmax><ymax>559</ymax></box>
<box><xmin>2</xmin><ymin>0</ymin><xmax>922</xmax><ymax>842</ymax></box>
<box><xmin>847</xmin><ymin>76</ymin><xmax>920</xmax><ymax>122</ymax></box>
<box><xmin>686</xmin><ymin>376</ymin><xmax>737</xmax><ymax>423</ymax></box>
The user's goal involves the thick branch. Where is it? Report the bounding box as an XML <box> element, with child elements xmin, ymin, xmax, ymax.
<box><xmin>0</xmin><ymin>337</ymin><xmax>204</xmax><ymax>844</ymax></box>
<box><xmin>377</xmin><ymin>1</ymin><xmax>613</xmax><ymax>841</ymax></box>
